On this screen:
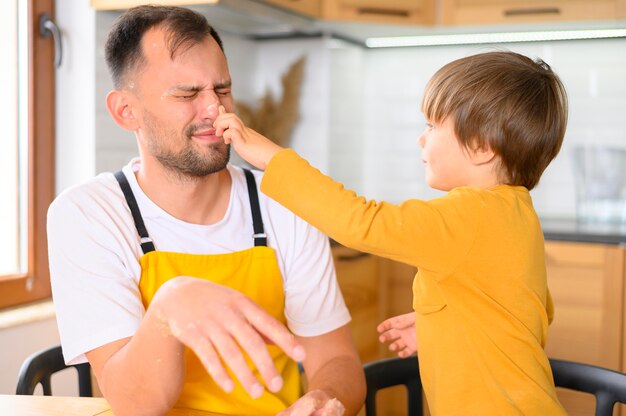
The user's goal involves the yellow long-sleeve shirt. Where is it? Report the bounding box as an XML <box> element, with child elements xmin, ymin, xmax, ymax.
<box><xmin>262</xmin><ymin>149</ymin><xmax>566</xmax><ymax>415</ymax></box>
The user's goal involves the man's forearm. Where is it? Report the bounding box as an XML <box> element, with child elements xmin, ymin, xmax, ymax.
<box><xmin>307</xmin><ymin>355</ymin><xmax>366</xmax><ymax>416</ymax></box>
<box><xmin>92</xmin><ymin>306</ymin><xmax>186</xmax><ymax>416</ymax></box>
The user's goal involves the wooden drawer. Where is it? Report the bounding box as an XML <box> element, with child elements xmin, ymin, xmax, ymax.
<box><xmin>322</xmin><ymin>0</ymin><xmax>436</xmax><ymax>25</ymax></box>
<box><xmin>440</xmin><ymin>0</ymin><xmax>619</xmax><ymax>25</ymax></box>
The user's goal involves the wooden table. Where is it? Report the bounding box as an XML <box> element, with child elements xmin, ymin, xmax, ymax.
<box><xmin>0</xmin><ymin>395</ymin><xmax>224</xmax><ymax>416</ymax></box>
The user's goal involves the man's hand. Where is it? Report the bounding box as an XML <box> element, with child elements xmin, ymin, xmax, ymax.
<box><xmin>377</xmin><ymin>312</ymin><xmax>417</xmax><ymax>358</ymax></box>
<box><xmin>278</xmin><ymin>389</ymin><xmax>346</xmax><ymax>416</ymax></box>
<box><xmin>153</xmin><ymin>276</ymin><xmax>306</xmax><ymax>398</ymax></box>
<box><xmin>213</xmin><ymin>106</ymin><xmax>284</xmax><ymax>170</ymax></box>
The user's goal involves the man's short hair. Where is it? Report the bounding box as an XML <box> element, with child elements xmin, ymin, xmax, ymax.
<box><xmin>104</xmin><ymin>5</ymin><xmax>224</xmax><ymax>89</ymax></box>
<box><xmin>421</xmin><ymin>51</ymin><xmax>568</xmax><ymax>190</ymax></box>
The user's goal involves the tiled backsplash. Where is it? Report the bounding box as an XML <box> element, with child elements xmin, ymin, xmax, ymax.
<box><xmin>95</xmin><ymin>11</ymin><xmax>626</xmax><ymax>220</ymax></box>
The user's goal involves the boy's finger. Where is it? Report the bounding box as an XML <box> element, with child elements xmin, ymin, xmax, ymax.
<box><xmin>214</xmin><ymin>118</ymin><xmax>233</xmax><ymax>138</ymax></box>
<box><xmin>221</xmin><ymin>129</ymin><xmax>231</xmax><ymax>144</ymax></box>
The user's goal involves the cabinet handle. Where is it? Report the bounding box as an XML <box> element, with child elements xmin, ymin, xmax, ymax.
<box><xmin>337</xmin><ymin>252</ymin><xmax>370</xmax><ymax>261</ymax></box>
<box><xmin>356</xmin><ymin>7</ymin><xmax>410</xmax><ymax>18</ymax></box>
<box><xmin>503</xmin><ymin>7</ymin><xmax>561</xmax><ymax>17</ymax></box>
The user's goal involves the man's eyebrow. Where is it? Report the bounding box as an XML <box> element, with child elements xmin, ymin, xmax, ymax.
<box><xmin>163</xmin><ymin>85</ymin><xmax>202</xmax><ymax>95</ymax></box>
<box><xmin>164</xmin><ymin>81</ymin><xmax>232</xmax><ymax>95</ymax></box>
<box><xmin>214</xmin><ymin>80</ymin><xmax>232</xmax><ymax>90</ymax></box>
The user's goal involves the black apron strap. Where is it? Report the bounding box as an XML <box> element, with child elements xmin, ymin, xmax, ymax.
<box><xmin>114</xmin><ymin>170</ymin><xmax>155</xmax><ymax>254</ymax></box>
<box><xmin>243</xmin><ymin>169</ymin><xmax>267</xmax><ymax>247</ymax></box>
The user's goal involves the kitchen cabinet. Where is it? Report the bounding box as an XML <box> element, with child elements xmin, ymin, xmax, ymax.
<box><xmin>92</xmin><ymin>0</ymin><xmax>625</xmax><ymax>26</ymax></box>
<box><xmin>544</xmin><ymin>240</ymin><xmax>625</xmax><ymax>416</ymax></box>
<box><xmin>375</xmin><ymin>256</ymin><xmax>424</xmax><ymax>416</ymax></box>
<box><xmin>332</xmin><ymin>244</ymin><xmax>418</xmax><ymax>364</ymax></box>
<box><xmin>440</xmin><ymin>0</ymin><xmax>626</xmax><ymax>25</ymax></box>
<box><xmin>333</xmin><ymin>245</ymin><xmax>427</xmax><ymax>416</ymax></box>
<box><xmin>332</xmin><ymin>245</ymin><xmax>387</xmax><ymax>363</ymax></box>
<box><xmin>91</xmin><ymin>0</ymin><xmax>437</xmax><ymax>25</ymax></box>
<box><xmin>333</xmin><ymin>245</ymin><xmax>422</xmax><ymax>415</ymax></box>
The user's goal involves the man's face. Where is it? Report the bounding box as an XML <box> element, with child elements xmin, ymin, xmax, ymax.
<box><xmin>128</xmin><ymin>27</ymin><xmax>235</xmax><ymax>177</ymax></box>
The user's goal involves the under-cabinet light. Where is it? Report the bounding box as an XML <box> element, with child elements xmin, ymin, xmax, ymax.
<box><xmin>365</xmin><ymin>28</ymin><xmax>626</xmax><ymax>48</ymax></box>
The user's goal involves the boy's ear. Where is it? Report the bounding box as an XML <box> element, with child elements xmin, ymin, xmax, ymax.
<box><xmin>469</xmin><ymin>144</ymin><xmax>496</xmax><ymax>166</ymax></box>
<box><xmin>106</xmin><ymin>90</ymin><xmax>139</xmax><ymax>131</ymax></box>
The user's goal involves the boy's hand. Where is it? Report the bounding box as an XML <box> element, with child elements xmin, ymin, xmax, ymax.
<box><xmin>377</xmin><ymin>312</ymin><xmax>417</xmax><ymax>358</ymax></box>
<box><xmin>214</xmin><ymin>106</ymin><xmax>284</xmax><ymax>170</ymax></box>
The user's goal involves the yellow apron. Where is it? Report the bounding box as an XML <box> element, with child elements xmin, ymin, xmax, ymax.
<box><xmin>115</xmin><ymin>169</ymin><xmax>300</xmax><ymax>415</ymax></box>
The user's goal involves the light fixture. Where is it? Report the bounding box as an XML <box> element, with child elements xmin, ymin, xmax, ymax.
<box><xmin>365</xmin><ymin>28</ymin><xmax>626</xmax><ymax>48</ymax></box>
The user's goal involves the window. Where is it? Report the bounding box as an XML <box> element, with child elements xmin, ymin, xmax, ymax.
<box><xmin>0</xmin><ymin>0</ymin><xmax>55</xmax><ymax>309</ymax></box>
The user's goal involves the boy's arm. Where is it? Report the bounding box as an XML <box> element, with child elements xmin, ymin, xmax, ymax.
<box><xmin>215</xmin><ymin>107</ymin><xmax>428</xmax><ymax>265</ymax></box>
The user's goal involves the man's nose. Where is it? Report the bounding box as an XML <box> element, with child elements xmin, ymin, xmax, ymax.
<box><xmin>199</xmin><ymin>93</ymin><xmax>220</xmax><ymax>120</ymax></box>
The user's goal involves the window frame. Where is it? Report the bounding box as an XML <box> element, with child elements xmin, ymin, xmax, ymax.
<box><xmin>0</xmin><ymin>0</ymin><xmax>55</xmax><ymax>309</ymax></box>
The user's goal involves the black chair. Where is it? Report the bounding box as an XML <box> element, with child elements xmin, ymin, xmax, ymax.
<box><xmin>16</xmin><ymin>344</ymin><xmax>93</xmax><ymax>397</ymax></box>
<box><xmin>363</xmin><ymin>355</ymin><xmax>422</xmax><ymax>416</ymax></box>
<box><xmin>550</xmin><ymin>358</ymin><xmax>626</xmax><ymax>416</ymax></box>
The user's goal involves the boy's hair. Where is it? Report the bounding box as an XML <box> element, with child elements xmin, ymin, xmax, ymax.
<box><xmin>104</xmin><ymin>5</ymin><xmax>224</xmax><ymax>89</ymax></box>
<box><xmin>421</xmin><ymin>51</ymin><xmax>568</xmax><ymax>190</ymax></box>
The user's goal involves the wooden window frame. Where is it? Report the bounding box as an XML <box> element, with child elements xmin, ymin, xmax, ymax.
<box><xmin>0</xmin><ymin>0</ymin><xmax>55</xmax><ymax>309</ymax></box>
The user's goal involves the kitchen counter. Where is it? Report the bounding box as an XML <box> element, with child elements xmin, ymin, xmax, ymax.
<box><xmin>541</xmin><ymin>218</ymin><xmax>626</xmax><ymax>245</ymax></box>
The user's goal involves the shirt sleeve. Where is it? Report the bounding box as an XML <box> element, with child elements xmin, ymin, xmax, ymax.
<box><xmin>282</xmin><ymin>220</ymin><xmax>351</xmax><ymax>337</ymax></box>
<box><xmin>47</xmin><ymin>184</ymin><xmax>144</xmax><ymax>365</ymax></box>
<box><xmin>262</xmin><ymin>149</ymin><xmax>481</xmax><ymax>276</ymax></box>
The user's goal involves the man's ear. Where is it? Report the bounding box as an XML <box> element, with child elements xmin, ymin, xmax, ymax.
<box><xmin>469</xmin><ymin>144</ymin><xmax>496</xmax><ymax>166</ymax></box>
<box><xmin>106</xmin><ymin>90</ymin><xmax>139</xmax><ymax>131</ymax></box>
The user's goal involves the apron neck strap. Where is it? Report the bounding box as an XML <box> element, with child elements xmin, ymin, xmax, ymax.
<box><xmin>114</xmin><ymin>170</ymin><xmax>155</xmax><ymax>254</ymax></box>
<box><xmin>114</xmin><ymin>168</ymin><xmax>268</xmax><ymax>252</ymax></box>
<box><xmin>243</xmin><ymin>169</ymin><xmax>267</xmax><ymax>247</ymax></box>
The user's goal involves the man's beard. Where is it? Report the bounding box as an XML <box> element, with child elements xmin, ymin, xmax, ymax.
<box><xmin>144</xmin><ymin>111</ymin><xmax>230</xmax><ymax>178</ymax></box>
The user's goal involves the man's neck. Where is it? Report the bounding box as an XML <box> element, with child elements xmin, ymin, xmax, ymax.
<box><xmin>135</xmin><ymin>159</ymin><xmax>232</xmax><ymax>225</ymax></box>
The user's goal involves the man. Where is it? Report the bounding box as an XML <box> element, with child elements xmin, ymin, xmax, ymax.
<box><xmin>47</xmin><ymin>5</ymin><xmax>364</xmax><ymax>416</ymax></box>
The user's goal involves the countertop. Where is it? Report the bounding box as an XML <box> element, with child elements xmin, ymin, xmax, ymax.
<box><xmin>541</xmin><ymin>218</ymin><xmax>626</xmax><ymax>245</ymax></box>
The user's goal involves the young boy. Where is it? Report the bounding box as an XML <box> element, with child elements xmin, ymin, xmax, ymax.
<box><xmin>215</xmin><ymin>51</ymin><xmax>568</xmax><ymax>414</ymax></box>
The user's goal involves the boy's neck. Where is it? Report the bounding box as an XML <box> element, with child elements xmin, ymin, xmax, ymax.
<box><xmin>465</xmin><ymin>158</ymin><xmax>504</xmax><ymax>189</ymax></box>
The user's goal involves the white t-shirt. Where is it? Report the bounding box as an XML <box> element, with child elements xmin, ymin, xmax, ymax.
<box><xmin>48</xmin><ymin>159</ymin><xmax>350</xmax><ymax>365</ymax></box>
